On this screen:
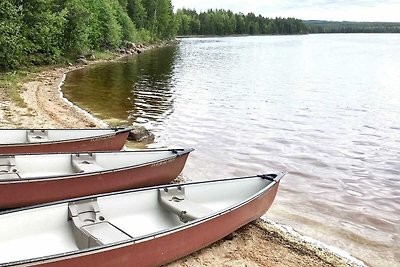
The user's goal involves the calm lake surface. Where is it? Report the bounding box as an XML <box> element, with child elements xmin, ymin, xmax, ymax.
<box><xmin>62</xmin><ymin>34</ymin><xmax>400</xmax><ymax>266</ymax></box>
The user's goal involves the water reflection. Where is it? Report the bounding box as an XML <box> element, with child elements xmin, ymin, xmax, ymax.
<box><xmin>62</xmin><ymin>46</ymin><xmax>177</xmax><ymax>126</ymax></box>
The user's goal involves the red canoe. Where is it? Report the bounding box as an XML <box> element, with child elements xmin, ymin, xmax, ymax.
<box><xmin>0</xmin><ymin>148</ymin><xmax>193</xmax><ymax>209</ymax></box>
<box><xmin>0</xmin><ymin>172</ymin><xmax>285</xmax><ymax>266</ymax></box>
<box><xmin>0</xmin><ymin>128</ymin><xmax>131</xmax><ymax>154</ymax></box>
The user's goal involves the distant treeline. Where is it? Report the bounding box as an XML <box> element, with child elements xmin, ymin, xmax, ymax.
<box><xmin>0</xmin><ymin>0</ymin><xmax>175</xmax><ymax>70</ymax></box>
<box><xmin>305</xmin><ymin>20</ymin><xmax>400</xmax><ymax>33</ymax></box>
<box><xmin>175</xmin><ymin>9</ymin><xmax>308</xmax><ymax>36</ymax></box>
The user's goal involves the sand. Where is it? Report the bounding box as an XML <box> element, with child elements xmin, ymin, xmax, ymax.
<box><xmin>0</xmin><ymin>65</ymin><xmax>101</xmax><ymax>129</ymax></box>
<box><xmin>0</xmin><ymin>53</ymin><xmax>362</xmax><ymax>267</ymax></box>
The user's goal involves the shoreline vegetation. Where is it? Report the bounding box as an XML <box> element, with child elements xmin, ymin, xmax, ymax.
<box><xmin>305</xmin><ymin>20</ymin><xmax>400</xmax><ymax>33</ymax></box>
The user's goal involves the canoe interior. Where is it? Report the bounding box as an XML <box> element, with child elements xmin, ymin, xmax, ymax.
<box><xmin>0</xmin><ymin>129</ymin><xmax>119</xmax><ymax>145</ymax></box>
<box><xmin>0</xmin><ymin>176</ymin><xmax>276</xmax><ymax>265</ymax></box>
<box><xmin>0</xmin><ymin>150</ymin><xmax>179</xmax><ymax>179</ymax></box>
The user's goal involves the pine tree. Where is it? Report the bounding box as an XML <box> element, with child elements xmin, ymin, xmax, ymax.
<box><xmin>155</xmin><ymin>0</ymin><xmax>173</xmax><ymax>38</ymax></box>
<box><xmin>98</xmin><ymin>0</ymin><xmax>122</xmax><ymax>49</ymax></box>
<box><xmin>127</xmin><ymin>0</ymin><xmax>146</xmax><ymax>29</ymax></box>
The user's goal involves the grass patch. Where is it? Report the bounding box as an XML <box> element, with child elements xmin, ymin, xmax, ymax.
<box><xmin>0</xmin><ymin>66</ymin><xmax>51</xmax><ymax>107</ymax></box>
<box><xmin>92</xmin><ymin>51</ymin><xmax>116</xmax><ymax>60</ymax></box>
<box><xmin>0</xmin><ymin>71</ymin><xmax>30</xmax><ymax>107</ymax></box>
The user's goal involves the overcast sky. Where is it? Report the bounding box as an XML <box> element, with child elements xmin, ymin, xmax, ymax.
<box><xmin>172</xmin><ymin>0</ymin><xmax>400</xmax><ymax>22</ymax></box>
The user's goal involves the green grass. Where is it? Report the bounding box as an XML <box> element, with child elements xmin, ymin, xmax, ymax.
<box><xmin>0</xmin><ymin>70</ymin><xmax>31</xmax><ymax>107</ymax></box>
<box><xmin>92</xmin><ymin>51</ymin><xmax>116</xmax><ymax>60</ymax></box>
<box><xmin>0</xmin><ymin>65</ymin><xmax>56</xmax><ymax>107</ymax></box>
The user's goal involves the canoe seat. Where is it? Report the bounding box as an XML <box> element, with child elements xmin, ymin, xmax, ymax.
<box><xmin>71</xmin><ymin>154</ymin><xmax>104</xmax><ymax>173</ymax></box>
<box><xmin>26</xmin><ymin>129</ymin><xmax>50</xmax><ymax>143</ymax></box>
<box><xmin>0</xmin><ymin>172</ymin><xmax>20</xmax><ymax>180</ymax></box>
<box><xmin>68</xmin><ymin>198</ymin><xmax>131</xmax><ymax>249</ymax></box>
<box><xmin>0</xmin><ymin>156</ymin><xmax>20</xmax><ymax>180</ymax></box>
<box><xmin>159</xmin><ymin>187</ymin><xmax>214</xmax><ymax>223</ymax></box>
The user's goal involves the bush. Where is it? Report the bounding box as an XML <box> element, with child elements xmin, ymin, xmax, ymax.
<box><xmin>115</xmin><ymin>4</ymin><xmax>137</xmax><ymax>43</ymax></box>
<box><xmin>0</xmin><ymin>1</ymin><xmax>25</xmax><ymax>70</ymax></box>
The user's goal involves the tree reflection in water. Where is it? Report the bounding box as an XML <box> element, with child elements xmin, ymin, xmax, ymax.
<box><xmin>62</xmin><ymin>46</ymin><xmax>178</xmax><ymax>127</ymax></box>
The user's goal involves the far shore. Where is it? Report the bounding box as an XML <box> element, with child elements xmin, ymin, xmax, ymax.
<box><xmin>0</xmin><ymin>45</ymin><xmax>363</xmax><ymax>267</ymax></box>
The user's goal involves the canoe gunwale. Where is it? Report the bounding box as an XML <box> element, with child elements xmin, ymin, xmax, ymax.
<box><xmin>0</xmin><ymin>172</ymin><xmax>285</xmax><ymax>267</ymax></box>
<box><xmin>0</xmin><ymin>148</ymin><xmax>194</xmax><ymax>184</ymax></box>
<box><xmin>0</xmin><ymin>128</ymin><xmax>131</xmax><ymax>147</ymax></box>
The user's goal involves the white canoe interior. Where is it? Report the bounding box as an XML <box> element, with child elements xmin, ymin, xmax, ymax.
<box><xmin>0</xmin><ymin>175</ymin><xmax>280</xmax><ymax>265</ymax></box>
<box><xmin>0</xmin><ymin>129</ymin><xmax>123</xmax><ymax>145</ymax></box>
<box><xmin>0</xmin><ymin>150</ymin><xmax>185</xmax><ymax>180</ymax></box>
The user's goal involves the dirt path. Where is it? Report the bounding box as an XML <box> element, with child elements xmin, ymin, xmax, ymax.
<box><xmin>0</xmin><ymin>56</ymin><xmax>362</xmax><ymax>267</ymax></box>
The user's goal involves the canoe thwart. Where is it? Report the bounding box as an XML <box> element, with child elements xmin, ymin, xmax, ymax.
<box><xmin>27</xmin><ymin>129</ymin><xmax>50</xmax><ymax>143</ymax></box>
<box><xmin>68</xmin><ymin>198</ymin><xmax>131</xmax><ymax>249</ymax></box>
<box><xmin>0</xmin><ymin>156</ymin><xmax>20</xmax><ymax>180</ymax></box>
<box><xmin>159</xmin><ymin>187</ymin><xmax>214</xmax><ymax>223</ymax></box>
<box><xmin>71</xmin><ymin>153</ymin><xmax>104</xmax><ymax>173</ymax></box>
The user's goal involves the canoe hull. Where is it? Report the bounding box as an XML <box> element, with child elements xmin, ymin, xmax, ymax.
<box><xmin>15</xmin><ymin>181</ymin><xmax>280</xmax><ymax>267</ymax></box>
<box><xmin>0</xmin><ymin>131</ymin><xmax>129</xmax><ymax>154</ymax></box>
<box><xmin>0</xmin><ymin>153</ymin><xmax>190</xmax><ymax>209</ymax></box>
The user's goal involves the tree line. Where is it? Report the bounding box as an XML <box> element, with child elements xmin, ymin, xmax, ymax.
<box><xmin>305</xmin><ymin>20</ymin><xmax>400</xmax><ymax>33</ymax></box>
<box><xmin>175</xmin><ymin>9</ymin><xmax>308</xmax><ymax>36</ymax></box>
<box><xmin>0</xmin><ymin>0</ymin><xmax>176</xmax><ymax>71</ymax></box>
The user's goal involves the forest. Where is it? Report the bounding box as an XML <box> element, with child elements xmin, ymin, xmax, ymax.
<box><xmin>175</xmin><ymin>9</ymin><xmax>308</xmax><ymax>36</ymax></box>
<box><xmin>305</xmin><ymin>20</ymin><xmax>400</xmax><ymax>33</ymax></box>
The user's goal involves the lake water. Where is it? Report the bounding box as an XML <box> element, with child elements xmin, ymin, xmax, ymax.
<box><xmin>62</xmin><ymin>34</ymin><xmax>400</xmax><ymax>266</ymax></box>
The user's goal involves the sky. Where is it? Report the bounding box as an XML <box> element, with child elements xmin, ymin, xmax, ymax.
<box><xmin>172</xmin><ymin>0</ymin><xmax>400</xmax><ymax>22</ymax></box>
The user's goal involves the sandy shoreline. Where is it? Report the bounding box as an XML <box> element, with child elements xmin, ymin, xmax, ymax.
<box><xmin>0</xmin><ymin>65</ymin><xmax>102</xmax><ymax>129</ymax></box>
<box><xmin>0</xmin><ymin>52</ymin><xmax>364</xmax><ymax>267</ymax></box>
